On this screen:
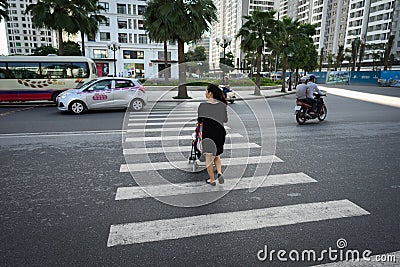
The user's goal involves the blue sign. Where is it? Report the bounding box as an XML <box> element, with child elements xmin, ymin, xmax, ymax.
<box><xmin>349</xmin><ymin>71</ymin><xmax>380</xmax><ymax>85</ymax></box>
<box><xmin>380</xmin><ymin>71</ymin><xmax>400</xmax><ymax>87</ymax></box>
<box><xmin>308</xmin><ymin>72</ymin><xmax>327</xmax><ymax>84</ymax></box>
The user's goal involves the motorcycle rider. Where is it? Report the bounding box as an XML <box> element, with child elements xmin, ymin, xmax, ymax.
<box><xmin>296</xmin><ymin>76</ymin><xmax>315</xmax><ymax>116</ymax></box>
<box><xmin>307</xmin><ymin>74</ymin><xmax>325</xmax><ymax>113</ymax></box>
<box><xmin>221</xmin><ymin>75</ymin><xmax>231</xmax><ymax>98</ymax></box>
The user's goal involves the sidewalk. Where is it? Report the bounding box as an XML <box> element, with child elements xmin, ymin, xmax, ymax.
<box><xmin>146</xmin><ymin>86</ymin><xmax>295</xmax><ymax>102</ymax></box>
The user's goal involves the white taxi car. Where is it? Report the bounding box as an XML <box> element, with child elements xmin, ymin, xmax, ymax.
<box><xmin>56</xmin><ymin>77</ymin><xmax>147</xmax><ymax>114</ymax></box>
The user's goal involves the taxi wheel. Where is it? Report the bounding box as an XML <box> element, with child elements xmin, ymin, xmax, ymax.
<box><xmin>69</xmin><ymin>101</ymin><xmax>86</xmax><ymax>115</ymax></box>
<box><xmin>130</xmin><ymin>99</ymin><xmax>144</xmax><ymax>111</ymax></box>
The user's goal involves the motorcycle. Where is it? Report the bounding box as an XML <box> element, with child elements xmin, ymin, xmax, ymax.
<box><xmin>219</xmin><ymin>85</ymin><xmax>236</xmax><ymax>104</ymax></box>
<box><xmin>294</xmin><ymin>94</ymin><xmax>327</xmax><ymax>125</ymax></box>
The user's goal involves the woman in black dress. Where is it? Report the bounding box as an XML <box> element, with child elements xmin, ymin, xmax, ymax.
<box><xmin>197</xmin><ymin>84</ymin><xmax>228</xmax><ymax>186</ymax></box>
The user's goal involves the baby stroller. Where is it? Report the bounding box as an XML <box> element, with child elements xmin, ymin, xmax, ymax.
<box><xmin>188</xmin><ymin>122</ymin><xmax>206</xmax><ymax>171</ymax></box>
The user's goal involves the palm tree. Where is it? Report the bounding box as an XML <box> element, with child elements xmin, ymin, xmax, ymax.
<box><xmin>271</xmin><ymin>17</ymin><xmax>302</xmax><ymax>93</ymax></box>
<box><xmin>335</xmin><ymin>45</ymin><xmax>345</xmax><ymax>71</ymax></box>
<box><xmin>0</xmin><ymin>0</ymin><xmax>9</xmax><ymax>22</ymax></box>
<box><xmin>143</xmin><ymin>0</ymin><xmax>217</xmax><ymax>97</ymax></box>
<box><xmin>236</xmin><ymin>10</ymin><xmax>276</xmax><ymax>95</ymax></box>
<box><xmin>143</xmin><ymin>0</ymin><xmax>176</xmax><ymax>82</ymax></box>
<box><xmin>383</xmin><ymin>35</ymin><xmax>395</xmax><ymax>70</ymax></box>
<box><xmin>70</xmin><ymin>0</ymin><xmax>106</xmax><ymax>56</ymax></box>
<box><xmin>26</xmin><ymin>0</ymin><xmax>81</xmax><ymax>55</ymax></box>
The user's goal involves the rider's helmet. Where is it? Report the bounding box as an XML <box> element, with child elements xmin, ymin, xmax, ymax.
<box><xmin>300</xmin><ymin>76</ymin><xmax>308</xmax><ymax>83</ymax></box>
<box><xmin>309</xmin><ymin>74</ymin><xmax>316</xmax><ymax>81</ymax></box>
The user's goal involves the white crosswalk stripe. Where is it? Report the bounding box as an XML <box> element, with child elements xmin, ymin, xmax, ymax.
<box><xmin>123</xmin><ymin>142</ymin><xmax>258</xmax><ymax>154</ymax></box>
<box><xmin>125</xmin><ymin>126</ymin><xmax>230</xmax><ymax>133</ymax></box>
<box><xmin>115</xmin><ymin>173</ymin><xmax>317</xmax><ymax>200</ymax></box>
<box><xmin>108</xmin><ymin>107</ymin><xmax>371</xmax><ymax>249</ymax></box>
<box><xmin>128</xmin><ymin>116</ymin><xmax>194</xmax><ymax>122</ymax></box>
<box><xmin>107</xmin><ymin>199</ymin><xmax>370</xmax><ymax>246</ymax></box>
<box><xmin>120</xmin><ymin>155</ymin><xmax>283</xmax><ymax>172</ymax></box>
<box><xmin>125</xmin><ymin>133</ymin><xmax>242</xmax><ymax>142</ymax></box>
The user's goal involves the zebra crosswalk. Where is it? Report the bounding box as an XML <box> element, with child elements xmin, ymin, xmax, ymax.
<box><xmin>108</xmin><ymin>104</ymin><xmax>371</xmax><ymax>248</ymax></box>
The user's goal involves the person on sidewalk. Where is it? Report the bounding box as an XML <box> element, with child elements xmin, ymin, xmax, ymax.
<box><xmin>197</xmin><ymin>84</ymin><xmax>228</xmax><ymax>186</ymax></box>
<box><xmin>307</xmin><ymin>74</ymin><xmax>325</xmax><ymax>113</ymax></box>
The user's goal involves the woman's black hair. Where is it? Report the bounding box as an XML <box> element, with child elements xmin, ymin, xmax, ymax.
<box><xmin>207</xmin><ymin>83</ymin><xmax>227</xmax><ymax>104</ymax></box>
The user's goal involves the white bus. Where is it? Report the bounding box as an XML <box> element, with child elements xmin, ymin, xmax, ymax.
<box><xmin>0</xmin><ymin>56</ymin><xmax>97</xmax><ymax>102</ymax></box>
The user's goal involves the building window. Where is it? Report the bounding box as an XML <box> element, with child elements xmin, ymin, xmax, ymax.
<box><xmin>118</xmin><ymin>20</ymin><xmax>127</xmax><ymax>29</ymax></box>
<box><xmin>118</xmin><ymin>33</ymin><xmax>128</xmax><ymax>43</ymax></box>
<box><xmin>138</xmin><ymin>20</ymin><xmax>144</xmax><ymax>30</ymax></box>
<box><xmin>99</xmin><ymin>18</ymin><xmax>110</xmax><ymax>26</ymax></box>
<box><xmin>87</xmin><ymin>33</ymin><xmax>95</xmax><ymax>41</ymax></box>
<box><xmin>100</xmin><ymin>32</ymin><xmax>111</xmax><ymax>41</ymax></box>
<box><xmin>138</xmin><ymin>34</ymin><xmax>147</xmax><ymax>44</ymax></box>
<box><xmin>123</xmin><ymin>50</ymin><xmax>144</xmax><ymax>59</ymax></box>
<box><xmin>93</xmin><ymin>49</ymin><xmax>108</xmax><ymax>59</ymax></box>
<box><xmin>117</xmin><ymin>4</ymin><xmax>126</xmax><ymax>14</ymax></box>
<box><xmin>99</xmin><ymin>2</ymin><xmax>109</xmax><ymax>12</ymax></box>
<box><xmin>158</xmin><ymin>51</ymin><xmax>171</xmax><ymax>60</ymax></box>
<box><xmin>138</xmin><ymin>5</ymin><xmax>145</xmax><ymax>15</ymax></box>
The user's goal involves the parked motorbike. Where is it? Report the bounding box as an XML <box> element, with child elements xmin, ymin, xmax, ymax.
<box><xmin>294</xmin><ymin>94</ymin><xmax>327</xmax><ymax>125</ymax></box>
<box><xmin>220</xmin><ymin>85</ymin><xmax>236</xmax><ymax>104</ymax></box>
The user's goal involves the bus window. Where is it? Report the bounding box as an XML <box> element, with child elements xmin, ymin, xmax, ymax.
<box><xmin>41</xmin><ymin>62</ymin><xmax>72</xmax><ymax>79</ymax></box>
<box><xmin>0</xmin><ymin>62</ymin><xmax>6</xmax><ymax>79</ymax></box>
<box><xmin>7</xmin><ymin>62</ymin><xmax>42</xmax><ymax>79</ymax></box>
<box><xmin>71</xmin><ymin>62</ymin><xmax>89</xmax><ymax>78</ymax></box>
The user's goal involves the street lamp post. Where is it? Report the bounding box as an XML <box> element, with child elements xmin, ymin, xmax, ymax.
<box><xmin>108</xmin><ymin>41</ymin><xmax>121</xmax><ymax>77</ymax></box>
<box><xmin>215</xmin><ymin>35</ymin><xmax>232</xmax><ymax>77</ymax></box>
<box><xmin>215</xmin><ymin>35</ymin><xmax>232</xmax><ymax>59</ymax></box>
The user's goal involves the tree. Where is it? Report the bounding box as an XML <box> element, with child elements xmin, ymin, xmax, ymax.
<box><xmin>26</xmin><ymin>0</ymin><xmax>82</xmax><ymax>55</ymax></box>
<box><xmin>0</xmin><ymin>0</ymin><xmax>9</xmax><ymax>22</ymax></box>
<box><xmin>32</xmin><ymin>45</ymin><xmax>58</xmax><ymax>56</ymax></box>
<box><xmin>219</xmin><ymin>52</ymin><xmax>235</xmax><ymax>74</ymax></box>
<box><xmin>185</xmin><ymin>46</ymin><xmax>207</xmax><ymax>62</ymax></box>
<box><xmin>236</xmin><ymin>10</ymin><xmax>276</xmax><ymax>95</ymax></box>
<box><xmin>335</xmin><ymin>45</ymin><xmax>345</xmax><ymax>71</ymax></box>
<box><xmin>62</xmin><ymin>41</ymin><xmax>81</xmax><ymax>56</ymax></box>
<box><xmin>319</xmin><ymin>47</ymin><xmax>324</xmax><ymax>72</ymax></box>
<box><xmin>350</xmin><ymin>38</ymin><xmax>361</xmax><ymax>71</ymax></box>
<box><xmin>143</xmin><ymin>0</ymin><xmax>176</xmax><ymax>82</ymax></box>
<box><xmin>383</xmin><ymin>35</ymin><xmax>395</xmax><ymax>70</ymax></box>
<box><xmin>357</xmin><ymin>41</ymin><xmax>365</xmax><ymax>71</ymax></box>
<box><xmin>271</xmin><ymin>17</ymin><xmax>303</xmax><ymax>92</ymax></box>
<box><xmin>71</xmin><ymin>0</ymin><xmax>106</xmax><ymax>56</ymax></box>
<box><xmin>144</xmin><ymin>0</ymin><xmax>217</xmax><ymax>97</ymax></box>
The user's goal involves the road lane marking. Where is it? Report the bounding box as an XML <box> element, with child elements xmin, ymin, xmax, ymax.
<box><xmin>129</xmin><ymin>112</ymin><xmax>197</xmax><ymax>117</ymax></box>
<box><xmin>128</xmin><ymin>116</ymin><xmax>194</xmax><ymax>122</ymax></box>
<box><xmin>119</xmin><ymin>155</ymin><xmax>283</xmax><ymax>172</ymax></box>
<box><xmin>321</xmin><ymin>86</ymin><xmax>400</xmax><ymax>108</ymax></box>
<box><xmin>125</xmin><ymin>126</ymin><xmax>230</xmax><ymax>133</ymax></box>
<box><xmin>0</xmin><ymin>106</ymin><xmax>35</xmax><ymax>118</ymax></box>
<box><xmin>127</xmin><ymin>121</ymin><xmax>196</xmax><ymax>127</ymax></box>
<box><xmin>0</xmin><ymin>130</ymin><xmax>123</xmax><ymax>138</ymax></box>
<box><xmin>123</xmin><ymin>142</ymin><xmax>259</xmax><ymax>154</ymax></box>
<box><xmin>107</xmin><ymin>199</ymin><xmax>370</xmax><ymax>246</ymax></box>
<box><xmin>115</xmin><ymin>173</ymin><xmax>317</xmax><ymax>200</ymax></box>
<box><xmin>125</xmin><ymin>133</ymin><xmax>242</xmax><ymax>142</ymax></box>
<box><xmin>313</xmin><ymin>250</ymin><xmax>400</xmax><ymax>266</ymax></box>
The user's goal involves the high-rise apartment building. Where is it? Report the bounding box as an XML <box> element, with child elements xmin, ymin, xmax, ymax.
<box><xmin>210</xmin><ymin>0</ymin><xmax>276</xmax><ymax>72</ymax></box>
<box><xmin>5</xmin><ymin>0</ymin><xmax>53</xmax><ymax>55</ymax></box>
<box><xmin>280</xmin><ymin>0</ymin><xmax>399</xmax><ymax>64</ymax></box>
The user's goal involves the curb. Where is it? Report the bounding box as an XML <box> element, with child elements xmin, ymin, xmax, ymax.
<box><xmin>149</xmin><ymin>91</ymin><xmax>296</xmax><ymax>103</ymax></box>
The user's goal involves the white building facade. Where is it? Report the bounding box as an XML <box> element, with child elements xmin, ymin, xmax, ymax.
<box><xmin>83</xmin><ymin>0</ymin><xmax>178</xmax><ymax>79</ymax></box>
<box><xmin>4</xmin><ymin>0</ymin><xmax>53</xmax><ymax>55</ymax></box>
<box><xmin>210</xmin><ymin>0</ymin><xmax>276</xmax><ymax>72</ymax></box>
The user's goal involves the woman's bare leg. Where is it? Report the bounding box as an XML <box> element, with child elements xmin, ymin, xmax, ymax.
<box><xmin>214</xmin><ymin>156</ymin><xmax>222</xmax><ymax>174</ymax></box>
<box><xmin>205</xmin><ymin>153</ymin><xmax>215</xmax><ymax>182</ymax></box>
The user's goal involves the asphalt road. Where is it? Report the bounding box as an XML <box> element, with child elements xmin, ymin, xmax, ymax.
<box><xmin>0</xmin><ymin>86</ymin><xmax>399</xmax><ymax>266</ymax></box>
